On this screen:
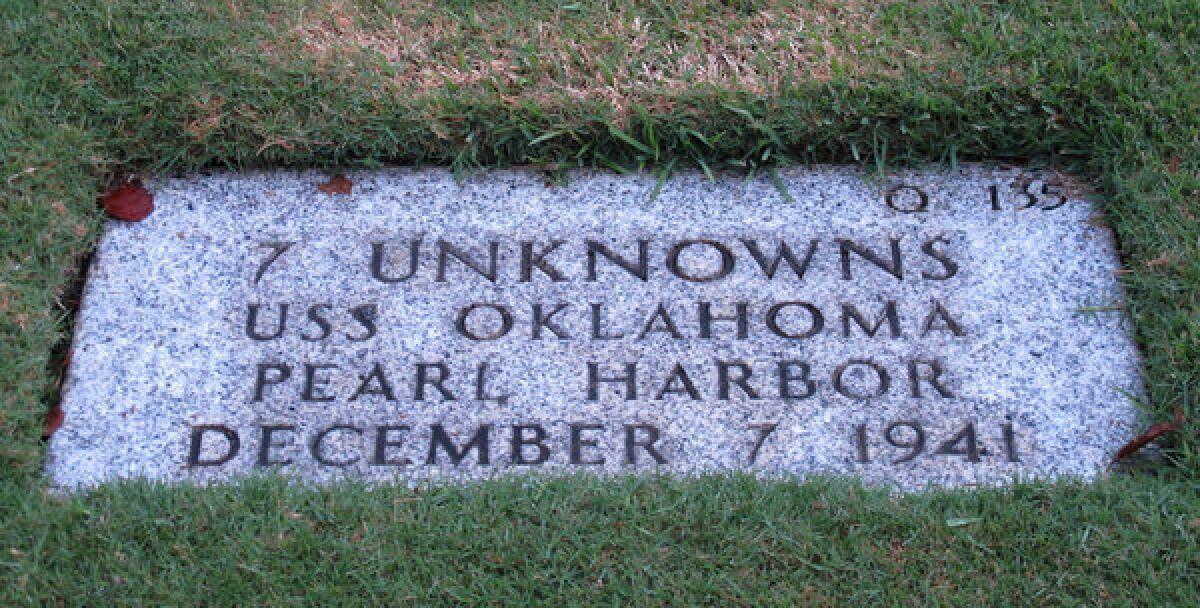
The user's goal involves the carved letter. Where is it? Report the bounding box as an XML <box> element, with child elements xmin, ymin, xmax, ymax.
<box><xmin>832</xmin><ymin>359</ymin><xmax>890</xmax><ymax>399</ymax></box>
<box><xmin>624</xmin><ymin>425</ymin><xmax>667</xmax><ymax>464</ymax></box>
<box><xmin>841</xmin><ymin>301</ymin><xmax>902</xmax><ymax>338</ymax></box>
<box><xmin>301</xmin><ymin>304</ymin><xmax>332</xmax><ymax>342</ymax></box>
<box><xmin>586</xmin><ymin>240</ymin><xmax>649</xmax><ymax>281</ymax></box>
<box><xmin>437</xmin><ymin>240</ymin><xmax>499</xmax><ymax>282</ymax></box>
<box><xmin>920</xmin><ymin>300</ymin><xmax>965</xmax><ymax>336</ymax></box>
<box><xmin>590</xmin><ymin>303</ymin><xmax>624</xmax><ymax>340</ymax></box>
<box><xmin>765</xmin><ymin>301</ymin><xmax>823</xmax><ymax>339</ymax></box>
<box><xmin>638</xmin><ymin>303</ymin><xmax>684</xmax><ymax>339</ymax></box>
<box><xmin>717</xmin><ymin>361</ymin><xmax>760</xmax><ymax>400</ymax></box>
<box><xmin>920</xmin><ymin>235</ymin><xmax>958</xmax><ymax>280</ymax></box>
<box><xmin>311</xmin><ymin>425</ymin><xmax>362</xmax><ymax>467</ymax></box>
<box><xmin>348</xmin><ymin>303</ymin><xmax>379</xmax><ymax>341</ymax></box>
<box><xmin>742</xmin><ymin>239</ymin><xmax>819</xmax><ymax>280</ymax></box>
<box><xmin>837</xmin><ymin>238</ymin><xmax>903</xmax><ymax>280</ymax></box>
<box><xmin>511</xmin><ymin>424</ymin><xmax>550</xmax><ymax>465</ymax></box>
<box><xmin>656</xmin><ymin>364</ymin><xmax>701</xmax><ymax>400</ymax></box>
<box><xmin>245</xmin><ymin>303</ymin><xmax>287</xmax><ymax>341</ymax></box>
<box><xmin>908</xmin><ymin>359</ymin><xmax>955</xmax><ymax>398</ymax></box>
<box><xmin>427</xmin><ymin>424</ymin><xmax>491</xmax><ymax>466</ymax></box>
<box><xmin>349</xmin><ymin>363</ymin><xmax>396</xmax><ymax>401</ymax></box>
<box><xmin>587</xmin><ymin>362</ymin><xmax>637</xmax><ymax>400</ymax></box>
<box><xmin>371</xmin><ymin>425</ymin><xmax>412</xmax><ymax>466</ymax></box>
<box><xmin>370</xmin><ymin>240</ymin><xmax>420</xmax><ymax>283</ymax></box>
<box><xmin>698</xmin><ymin>301</ymin><xmax>749</xmax><ymax>339</ymax></box>
<box><xmin>665</xmin><ymin>239</ymin><xmax>735</xmax><ymax>282</ymax></box>
<box><xmin>253</xmin><ymin>363</ymin><xmax>291</xmax><ymax>401</ymax></box>
<box><xmin>256</xmin><ymin>425</ymin><xmax>296</xmax><ymax>466</ymax></box>
<box><xmin>301</xmin><ymin>363</ymin><xmax>338</xmax><ymax>402</ymax></box>
<box><xmin>778</xmin><ymin>361</ymin><xmax>816</xmax><ymax>400</ymax></box>
<box><xmin>520</xmin><ymin>240</ymin><xmax>567</xmax><ymax>282</ymax></box>
<box><xmin>187</xmin><ymin>425</ymin><xmax>239</xmax><ymax>467</ymax></box>
<box><xmin>415</xmin><ymin>362</ymin><xmax>456</xmax><ymax>401</ymax></box>
<box><xmin>569</xmin><ymin>423</ymin><xmax>604</xmax><ymax>465</ymax></box>
<box><xmin>455</xmin><ymin>303</ymin><xmax>513</xmax><ymax>341</ymax></box>
<box><xmin>532</xmin><ymin>303</ymin><xmax>571</xmax><ymax>339</ymax></box>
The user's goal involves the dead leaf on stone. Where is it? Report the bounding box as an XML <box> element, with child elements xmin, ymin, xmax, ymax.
<box><xmin>317</xmin><ymin>174</ymin><xmax>352</xmax><ymax>195</ymax></box>
<box><xmin>43</xmin><ymin>348</ymin><xmax>72</xmax><ymax>439</ymax></box>
<box><xmin>101</xmin><ymin>180</ymin><xmax>154</xmax><ymax>221</ymax></box>
<box><xmin>42</xmin><ymin>404</ymin><xmax>64</xmax><ymax>440</ymax></box>
<box><xmin>1112</xmin><ymin>406</ymin><xmax>1184</xmax><ymax>463</ymax></box>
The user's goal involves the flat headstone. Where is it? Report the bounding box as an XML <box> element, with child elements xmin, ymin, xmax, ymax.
<box><xmin>48</xmin><ymin>166</ymin><xmax>1143</xmax><ymax>490</ymax></box>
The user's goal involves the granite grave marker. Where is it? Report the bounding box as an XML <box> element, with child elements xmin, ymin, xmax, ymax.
<box><xmin>47</xmin><ymin>166</ymin><xmax>1143</xmax><ymax>489</ymax></box>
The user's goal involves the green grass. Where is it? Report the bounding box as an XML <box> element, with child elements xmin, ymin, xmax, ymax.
<box><xmin>2</xmin><ymin>0</ymin><xmax>1199</xmax><ymax>604</ymax></box>
<box><xmin>5</xmin><ymin>475</ymin><xmax>1200</xmax><ymax>604</ymax></box>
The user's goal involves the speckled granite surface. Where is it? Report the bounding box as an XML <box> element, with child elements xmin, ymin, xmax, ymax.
<box><xmin>47</xmin><ymin>166</ymin><xmax>1142</xmax><ymax>490</ymax></box>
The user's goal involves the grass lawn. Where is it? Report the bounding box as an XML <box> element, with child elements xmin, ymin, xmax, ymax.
<box><xmin>2</xmin><ymin>0</ymin><xmax>1199</xmax><ymax>604</ymax></box>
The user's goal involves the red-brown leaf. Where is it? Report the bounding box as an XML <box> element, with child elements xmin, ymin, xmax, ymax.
<box><xmin>1112</xmin><ymin>407</ymin><xmax>1184</xmax><ymax>462</ymax></box>
<box><xmin>42</xmin><ymin>404</ymin><xmax>64</xmax><ymax>440</ymax></box>
<box><xmin>101</xmin><ymin>181</ymin><xmax>154</xmax><ymax>221</ymax></box>
<box><xmin>317</xmin><ymin>174</ymin><xmax>352</xmax><ymax>195</ymax></box>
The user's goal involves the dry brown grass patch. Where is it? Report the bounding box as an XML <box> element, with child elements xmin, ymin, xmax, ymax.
<box><xmin>271</xmin><ymin>0</ymin><xmax>938</xmax><ymax>116</ymax></box>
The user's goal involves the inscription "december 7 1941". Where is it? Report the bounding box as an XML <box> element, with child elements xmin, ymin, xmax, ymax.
<box><xmin>48</xmin><ymin>168</ymin><xmax>1141</xmax><ymax>489</ymax></box>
